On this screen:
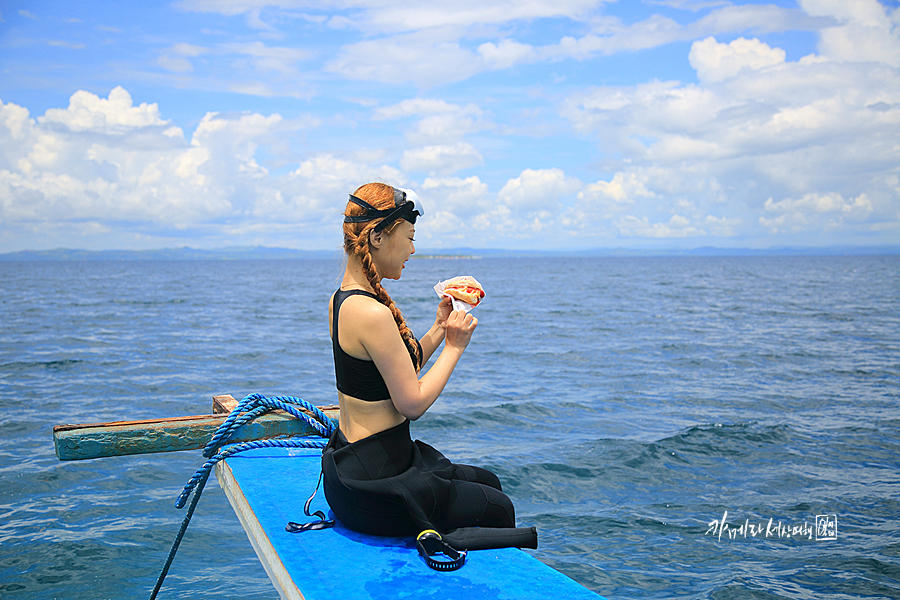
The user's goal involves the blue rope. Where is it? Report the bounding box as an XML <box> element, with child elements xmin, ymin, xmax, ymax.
<box><xmin>179</xmin><ymin>393</ymin><xmax>335</xmax><ymax>507</ymax></box>
<box><xmin>150</xmin><ymin>394</ymin><xmax>335</xmax><ymax>599</ymax></box>
<box><xmin>202</xmin><ymin>393</ymin><xmax>334</xmax><ymax>457</ymax></box>
<box><xmin>176</xmin><ymin>437</ymin><xmax>328</xmax><ymax>508</ymax></box>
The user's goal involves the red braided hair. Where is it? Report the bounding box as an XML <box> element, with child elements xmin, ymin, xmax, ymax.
<box><xmin>343</xmin><ymin>182</ymin><xmax>422</xmax><ymax>370</ymax></box>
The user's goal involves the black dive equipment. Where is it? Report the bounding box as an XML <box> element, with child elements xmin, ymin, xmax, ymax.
<box><xmin>344</xmin><ymin>186</ymin><xmax>425</xmax><ymax>232</ymax></box>
<box><xmin>416</xmin><ymin>530</ymin><xmax>467</xmax><ymax>571</ymax></box>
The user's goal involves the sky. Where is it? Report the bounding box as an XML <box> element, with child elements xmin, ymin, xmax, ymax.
<box><xmin>1</xmin><ymin>0</ymin><xmax>899</xmax><ymax>253</ymax></box>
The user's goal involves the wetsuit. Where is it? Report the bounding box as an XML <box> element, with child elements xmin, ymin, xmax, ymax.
<box><xmin>322</xmin><ymin>289</ymin><xmax>537</xmax><ymax>550</ymax></box>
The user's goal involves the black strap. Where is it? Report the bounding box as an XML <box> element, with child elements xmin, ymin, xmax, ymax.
<box><xmin>344</xmin><ymin>194</ymin><xmax>393</xmax><ymax>222</ymax></box>
<box><xmin>286</xmin><ymin>470</ymin><xmax>335</xmax><ymax>533</ymax></box>
<box><xmin>416</xmin><ymin>530</ymin><xmax>467</xmax><ymax>571</ymax></box>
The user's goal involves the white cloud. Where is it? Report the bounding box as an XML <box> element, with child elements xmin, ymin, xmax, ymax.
<box><xmin>561</xmin><ymin>9</ymin><xmax>900</xmax><ymax>241</ymax></box>
<box><xmin>325</xmin><ymin>32</ymin><xmax>480</xmax><ymax>87</ymax></box>
<box><xmin>40</xmin><ymin>86</ymin><xmax>169</xmax><ymax>133</ymax></box>
<box><xmin>759</xmin><ymin>192</ymin><xmax>874</xmax><ymax>233</ymax></box>
<box><xmin>0</xmin><ymin>88</ymin><xmax>345</xmax><ymax>246</ymax></box>
<box><xmin>795</xmin><ymin>0</ymin><xmax>900</xmax><ymax>70</ymax></box>
<box><xmin>176</xmin><ymin>0</ymin><xmax>602</xmax><ymax>32</ymax></box>
<box><xmin>284</xmin><ymin>154</ymin><xmax>405</xmax><ymax>222</ymax></box>
<box><xmin>703</xmin><ymin>214</ymin><xmax>742</xmax><ymax>237</ymax></box>
<box><xmin>616</xmin><ymin>214</ymin><xmax>706</xmax><ymax>238</ymax></box>
<box><xmin>497</xmin><ymin>168</ymin><xmax>581</xmax><ymax>211</ymax></box>
<box><xmin>5</xmin><ymin>1</ymin><xmax>900</xmax><ymax>250</ymax></box>
<box><xmin>221</xmin><ymin>41</ymin><xmax>312</xmax><ymax>75</ymax></box>
<box><xmin>799</xmin><ymin>0</ymin><xmax>892</xmax><ymax>29</ymax></box>
<box><xmin>415</xmin><ymin>175</ymin><xmax>491</xmax><ymax>240</ymax></box>
<box><xmin>420</xmin><ymin>175</ymin><xmax>489</xmax><ymax>212</ymax></box>
<box><xmin>173</xmin><ymin>1</ymin><xmax>813</xmax><ymax>91</ymax></box>
<box><xmin>158</xmin><ymin>43</ymin><xmax>208</xmax><ymax>73</ymax></box>
<box><xmin>374</xmin><ymin>98</ymin><xmax>487</xmax><ymax>145</ymax></box>
<box><xmin>400</xmin><ymin>143</ymin><xmax>483</xmax><ymax>174</ymax></box>
<box><xmin>689</xmin><ymin>36</ymin><xmax>786</xmax><ymax>83</ymax></box>
<box><xmin>313</xmin><ymin>1</ymin><xmax>810</xmax><ymax>86</ymax></box>
<box><xmin>578</xmin><ymin>171</ymin><xmax>656</xmax><ymax>211</ymax></box>
<box><xmin>477</xmin><ymin>39</ymin><xmax>538</xmax><ymax>69</ymax></box>
<box><xmin>158</xmin><ymin>55</ymin><xmax>195</xmax><ymax>73</ymax></box>
<box><xmin>155</xmin><ymin>40</ymin><xmax>313</xmax><ymax>95</ymax></box>
<box><xmin>374</xmin><ymin>98</ymin><xmax>466</xmax><ymax>119</ymax></box>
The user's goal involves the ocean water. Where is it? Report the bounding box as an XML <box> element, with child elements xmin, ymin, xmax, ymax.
<box><xmin>1</xmin><ymin>255</ymin><xmax>898</xmax><ymax>599</ymax></box>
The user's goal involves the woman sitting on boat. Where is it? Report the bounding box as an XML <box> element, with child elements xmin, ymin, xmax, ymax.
<box><xmin>322</xmin><ymin>181</ymin><xmax>537</xmax><ymax>551</ymax></box>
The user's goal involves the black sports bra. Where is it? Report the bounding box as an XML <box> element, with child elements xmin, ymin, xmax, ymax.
<box><xmin>332</xmin><ymin>289</ymin><xmax>421</xmax><ymax>402</ymax></box>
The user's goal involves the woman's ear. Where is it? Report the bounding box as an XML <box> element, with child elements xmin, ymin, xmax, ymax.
<box><xmin>368</xmin><ymin>228</ymin><xmax>384</xmax><ymax>249</ymax></box>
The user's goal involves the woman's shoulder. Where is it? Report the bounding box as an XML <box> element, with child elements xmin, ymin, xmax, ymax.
<box><xmin>339</xmin><ymin>291</ymin><xmax>393</xmax><ymax>322</ymax></box>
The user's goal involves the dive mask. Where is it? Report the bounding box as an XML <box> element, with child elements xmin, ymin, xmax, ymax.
<box><xmin>344</xmin><ymin>186</ymin><xmax>425</xmax><ymax>232</ymax></box>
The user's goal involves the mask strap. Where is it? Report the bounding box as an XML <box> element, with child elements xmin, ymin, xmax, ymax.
<box><xmin>344</xmin><ymin>194</ymin><xmax>393</xmax><ymax>223</ymax></box>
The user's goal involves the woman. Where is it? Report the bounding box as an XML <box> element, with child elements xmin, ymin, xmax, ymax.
<box><xmin>322</xmin><ymin>182</ymin><xmax>537</xmax><ymax>551</ymax></box>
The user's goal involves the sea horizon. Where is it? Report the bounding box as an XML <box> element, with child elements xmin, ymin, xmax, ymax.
<box><xmin>2</xmin><ymin>243</ymin><xmax>899</xmax><ymax>261</ymax></box>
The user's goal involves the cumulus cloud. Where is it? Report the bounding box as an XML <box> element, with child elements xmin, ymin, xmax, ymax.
<box><xmin>804</xmin><ymin>0</ymin><xmax>900</xmax><ymax>67</ymax></box>
<box><xmin>497</xmin><ymin>168</ymin><xmax>581</xmax><ymax>212</ymax></box>
<box><xmin>415</xmin><ymin>175</ymin><xmax>491</xmax><ymax>240</ymax></box>
<box><xmin>689</xmin><ymin>36</ymin><xmax>785</xmax><ymax>83</ymax></box>
<box><xmin>5</xmin><ymin>1</ymin><xmax>900</xmax><ymax>250</ymax></box>
<box><xmin>0</xmin><ymin>87</ymin><xmax>383</xmax><ymax>249</ymax></box>
<box><xmin>40</xmin><ymin>86</ymin><xmax>169</xmax><ymax>133</ymax></box>
<box><xmin>377</xmin><ymin>98</ymin><xmax>488</xmax><ymax>177</ymax></box>
<box><xmin>0</xmin><ymin>86</ymin><xmax>492</xmax><ymax>250</ymax></box>
<box><xmin>421</xmin><ymin>175</ymin><xmax>489</xmax><ymax>212</ymax></box>
<box><xmin>616</xmin><ymin>214</ymin><xmax>707</xmax><ymax>238</ymax></box>
<box><xmin>561</xmin><ymin>2</ymin><xmax>900</xmax><ymax>243</ymax></box>
<box><xmin>759</xmin><ymin>192</ymin><xmax>874</xmax><ymax>233</ymax></box>
<box><xmin>578</xmin><ymin>171</ymin><xmax>656</xmax><ymax>212</ymax></box>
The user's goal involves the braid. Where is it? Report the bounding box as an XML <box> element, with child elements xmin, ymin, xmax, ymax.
<box><xmin>355</xmin><ymin>233</ymin><xmax>422</xmax><ymax>369</ymax></box>
<box><xmin>343</xmin><ymin>182</ymin><xmax>422</xmax><ymax>370</ymax></box>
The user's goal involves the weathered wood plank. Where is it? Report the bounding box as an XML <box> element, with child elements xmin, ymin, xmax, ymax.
<box><xmin>53</xmin><ymin>394</ymin><xmax>339</xmax><ymax>461</ymax></box>
<box><xmin>213</xmin><ymin>394</ymin><xmax>239</xmax><ymax>414</ymax></box>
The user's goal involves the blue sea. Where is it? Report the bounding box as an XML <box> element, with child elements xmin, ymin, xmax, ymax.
<box><xmin>1</xmin><ymin>255</ymin><xmax>898</xmax><ymax>599</ymax></box>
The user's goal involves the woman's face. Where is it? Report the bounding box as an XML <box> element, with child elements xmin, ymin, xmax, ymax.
<box><xmin>373</xmin><ymin>220</ymin><xmax>416</xmax><ymax>280</ymax></box>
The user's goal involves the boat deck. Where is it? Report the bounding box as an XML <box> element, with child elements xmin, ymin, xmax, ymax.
<box><xmin>216</xmin><ymin>444</ymin><xmax>606</xmax><ymax>600</ymax></box>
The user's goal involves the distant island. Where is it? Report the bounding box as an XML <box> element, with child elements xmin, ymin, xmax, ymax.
<box><xmin>1</xmin><ymin>245</ymin><xmax>898</xmax><ymax>261</ymax></box>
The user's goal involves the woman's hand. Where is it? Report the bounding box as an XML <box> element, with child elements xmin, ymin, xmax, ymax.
<box><xmin>435</xmin><ymin>295</ymin><xmax>453</xmax><ymax>328</ymax></box>
<box><xmin>443</xmin><ymin>309</ymin><xmax>477</xmax><ymax>351</ymax></box>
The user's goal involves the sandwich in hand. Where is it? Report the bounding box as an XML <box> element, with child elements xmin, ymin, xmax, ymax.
<box><xmin>440</xmin><ymin>276</ymin><xmax>485</xmax><ymax>307</ymax></box>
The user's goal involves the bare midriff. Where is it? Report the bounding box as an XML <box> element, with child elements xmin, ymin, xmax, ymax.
<box><xmin>337</xmin><ymin>392</ymin><xmax>407</xmax><ymax>443</ymax></box>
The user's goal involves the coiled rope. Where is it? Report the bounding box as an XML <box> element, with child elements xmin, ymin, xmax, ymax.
<box><xmin>149</xmin><ymin>393</ymin><xmax>336</xmax><ymax>599</ymax></box>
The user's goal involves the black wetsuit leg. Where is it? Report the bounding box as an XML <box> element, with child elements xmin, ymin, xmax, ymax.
<box><xmin>444</xmin><ymin>478</ymin><xmax>516</xmax><ymax>530</ymax></box>
<box><xmin>448</xmin><ymin>463</ymin><xmax>503</xmax><ymax>491</ymax></box>
<box><xmin>440</xmin><ymin>461</ymin><xmax>537</xmax><ymax>551</ymax></box>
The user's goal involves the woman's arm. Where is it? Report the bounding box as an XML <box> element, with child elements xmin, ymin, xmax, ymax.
<box><xmin>419</xmin><ymin>296</ymin><xmax>453</xmax><ymax>364</ymax></box>
<box><xmin>361</xmin><ymin>301</ymin><xmax>476</xmax><ymax>420</ymax></box>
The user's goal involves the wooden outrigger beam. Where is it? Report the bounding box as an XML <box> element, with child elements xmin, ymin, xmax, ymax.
<box><xmin>52</xmin><ymin>394</ymin><xmax>339</xmax><ymax>461</ymax></box>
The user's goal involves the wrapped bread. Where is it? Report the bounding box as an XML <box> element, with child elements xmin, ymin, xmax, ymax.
<box><xmin>434</xmin><ymin>276</ymin><xmax>485</xmax><ymax>312</ymax></box>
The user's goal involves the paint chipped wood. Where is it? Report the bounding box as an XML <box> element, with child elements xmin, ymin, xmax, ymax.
<box><xmin>53</xmin><ymin>394</ymin><xmax>339</xmax><ymax>461</ymax></box>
